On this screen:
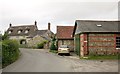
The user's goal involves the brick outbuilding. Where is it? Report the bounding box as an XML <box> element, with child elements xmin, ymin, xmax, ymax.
<box><xmin>73</xmin><ymin>20</ymin><xmax>120</xmax><ymax>57</ymax></box>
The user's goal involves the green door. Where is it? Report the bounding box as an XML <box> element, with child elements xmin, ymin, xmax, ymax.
<box><xmin>75</xmin><ymin>34</ymin><xmax>80</xmax><ymax>56</ymax></box>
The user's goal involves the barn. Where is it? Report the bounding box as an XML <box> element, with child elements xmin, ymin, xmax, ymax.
<box><xmin>73</xmin><ymin>20</ymin><xmax>120</xmax><ymax>57</ymax></box>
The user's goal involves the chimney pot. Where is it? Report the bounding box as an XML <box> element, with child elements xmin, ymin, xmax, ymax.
<box><xmin>35</xmin><ymin>21</ymin><xmax>37</xmax><ymax>25</ymax></box>
<box><xmin>9</xmin><ymin>23</ymin><xmax>12</xmax><ymax>27</ymax></box>
<box><xmin>48</xmin><ymin>22</ymin><xmax>50</xmax><ymax>30</ymax></box>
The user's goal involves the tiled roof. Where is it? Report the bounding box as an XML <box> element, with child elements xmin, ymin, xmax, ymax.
<box><xmin>57</xmin><ymin>26</ymin><xmax>74</xmax><ymax>39</ymax></box>
<box><xmin>7</xmin><ymin>25</ymin><xmax>38</xmax><ymax>36</ymax></box>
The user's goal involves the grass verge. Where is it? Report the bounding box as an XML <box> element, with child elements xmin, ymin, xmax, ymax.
<box><xmin>80</xmin><ymin>55</ymin><xmax>120</xmax><ymax>60</ymax></box>
<box><xmin>49</xmin><ymin>50</ymin><xmax>58</xmax><ymax>53</ymax></box>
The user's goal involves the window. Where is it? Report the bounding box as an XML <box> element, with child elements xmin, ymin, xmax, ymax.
<box><xmin>8</xmin><ymin>30</ymin><xmax>12</xmax><ymax>34</ymax></box>
<box><xmin>96</xmin><ymin>24</ymin><xmax>102</xmax><ymax>27</ymax></box>
<box><xmin>25</xmin><ymin>30</ymin><xmax>29</xmax><ymax>34</ymax></box>
<box><xmin>18</xmin><ymin>30</ymin><xmax>22</xmax><ymax>34</ymax></box>
<box><xmin>116</xmin><ymin>37</ymin><xmax>120</xmax><ymax>49</ymax></box>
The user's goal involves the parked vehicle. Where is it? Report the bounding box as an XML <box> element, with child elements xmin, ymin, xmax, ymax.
<box><xmin>58</xmin><ymin>45</ymin><xmax>70</xmax><ymax>55</ymax></box>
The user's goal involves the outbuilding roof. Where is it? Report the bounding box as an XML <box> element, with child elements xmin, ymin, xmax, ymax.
<box><xmin>73</xmin><ymin>20</ymin><xmax>120</xmax><ymax>35</ymax></box>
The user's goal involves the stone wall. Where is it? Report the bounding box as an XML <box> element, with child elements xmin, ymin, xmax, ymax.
<box><xmin>27</xmin><ymin>35</ymin><xmax>46</xmax><ymax>48</ymax></box>
<box><xmin>9</xmin><ymin>36</ymin><xmax>27</xmax><ymax>40</ymax></box>
<box><xmin>9</xmin><ymin>35</ymin><xmax>48</xmax><ymax>48</ymax></box>
<box><xmin>58</xmin><ymin>39</ymin><xmax>74</xmax><ymax>51</ymax></box>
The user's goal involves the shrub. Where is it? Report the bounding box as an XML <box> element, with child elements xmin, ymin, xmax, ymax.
<box><xmin>37</xmin><ymin>42</ymin><xmax>45</xmax><ymax>49</ymax></box>
<box><xmin>50</xmin><ymin>42</ymin><xmax>57</xmax><ymax>50</ymax></box>
<box><xmin>2</xmin><ymin>39</ymin><xmax>20</xmax><ymax>68</ymax></box>
<box><xmin>37</xmin><ymin>41</ymin><xmax>48</xmax><ymax>49</ymax></box>
<box><xmin>49</xmin><ymin>50</ymin><xmax>58</xmax><ymax>53</ymax></box>
<box><xmin>2</xmin><ymin>32</ymin><xmax>9</xmax><ymax>40</ymax></box>
<box><xmin>0</xmin><ymin>41</ymin><xmax>2</xmax><ymax>68</ymax></box>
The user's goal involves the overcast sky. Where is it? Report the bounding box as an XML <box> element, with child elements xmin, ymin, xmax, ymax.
<box><xmin>0</xmin><ymin>0</ymin><xmax>119</xmax><ymax>34</ymax></box>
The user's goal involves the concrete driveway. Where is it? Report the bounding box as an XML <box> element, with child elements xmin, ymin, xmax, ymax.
<box><xmin>2</xmin><ymin>48</ymin><xmax>118</xmax><ymax>72</ymax></box>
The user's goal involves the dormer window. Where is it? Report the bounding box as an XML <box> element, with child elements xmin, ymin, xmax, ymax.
<box><xmin>18</xmin><ymin>30</ymin><xmax>22</xmax><ymax>34</ymax></box>
<box><xmin>25</xmin><ymin>30</ymin><xmax>29</xmax><ymax>34</ymax></box>
<box><xmin>8</xmin><ymin>30</ymin><xmax>12</xmax><ymax>34</ymax></box>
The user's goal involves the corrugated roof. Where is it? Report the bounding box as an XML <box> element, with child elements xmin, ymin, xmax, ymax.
<box><xmin>74</xmin><ymin>20</ymin><xmax>120</xmax><ymax>34</ymax></box>
<box><xmin>57</xmin><ymin>26</ymin><xmax>74</xmax><ymax>39</ymax></box>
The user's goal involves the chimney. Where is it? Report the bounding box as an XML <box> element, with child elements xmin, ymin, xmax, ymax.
<box><xmin>9</xmin><ymin>23</ymin><xmax>12</xmax><ymax>27</ymax></box>
<box><xmin>48</xmin><ymin>22</ymin><xmax>50</xmax><ymax>30</ymax></box>
<box><xmin>35</xmin><ymin>21</ymin><xmax>37</xmax><ymax>25</ymax></box>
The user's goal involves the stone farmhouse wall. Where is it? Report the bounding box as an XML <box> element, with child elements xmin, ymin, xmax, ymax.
<box><xmin>27</xmin><ymin>35</ymin><xmax>46</xmax><ymax>48</ymax></box>
<box><xmin>9</xmin><ymin>35</ymin><xmax>46</xmax><ymax>48</ymax></box>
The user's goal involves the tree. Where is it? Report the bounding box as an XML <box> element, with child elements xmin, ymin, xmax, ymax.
<box><xmin>50</xmin><ymin>36</ymin><xmax>57</xmax><ymax>50</ymax></box>
<box><xmin>2</xmin><ymin>32</ymin><xmax>9</xmax><ymax>40</ymax></box>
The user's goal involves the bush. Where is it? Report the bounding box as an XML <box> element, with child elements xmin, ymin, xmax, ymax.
<box><xmin>37</xmin><ymin>42</ymin><xmax>45</xmax><ymax>49</ymax></box>
<box><xmin>2</xmin><ymin>39</ymin><xmax>20</xmax><ymax>68</ymax></box>
<box><xmin>2</xmin><ymin>32</ymin><xmax>9</xmax><ymax>40</ymax></box>
<box><xmin>50</xmin><ymin>42</ymin><xmax>57</xmax><ymax>50</ymax></box>
<box><xmin>37</xmin><ymin>41</ymin><xmax>48</xmax><ymax>49</ymax></box>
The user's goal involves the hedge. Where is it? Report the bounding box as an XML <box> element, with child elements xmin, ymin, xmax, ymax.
<box><xmin>2</xmin><ymin>39</ymin><xmax>20</xmax><ymax>68</ymax></box>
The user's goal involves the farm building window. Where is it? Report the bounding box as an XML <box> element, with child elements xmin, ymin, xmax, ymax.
<box><xmin>116</xmin><ymin>37</ymin><xmax>120</xmax><ymax>49</ymax></box>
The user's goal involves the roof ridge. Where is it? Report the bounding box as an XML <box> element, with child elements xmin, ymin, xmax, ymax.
<box><xmin>57</xmin><ymin>26</ymin><xmax>74</xmax><ymax>27</ymax></box>
<box><xmin>76</xmin><ymin>20</ymin><xmax>120</xmax><ymax>22</ymax></box>
<box><xmin>11</xmin><ymin>25</ymin><xmax>36</xmax><ymax>27</ymax></box>
<box><xmin>38</xmin><ymin>29</ymin><xmax>48</xmax><ymax>31</ymax></box>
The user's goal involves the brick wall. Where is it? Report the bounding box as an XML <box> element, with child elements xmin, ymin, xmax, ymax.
<box><xmin>88</xmin><ymin>34</ymin><xmax>116</xmax><ymax>55</ymax></box>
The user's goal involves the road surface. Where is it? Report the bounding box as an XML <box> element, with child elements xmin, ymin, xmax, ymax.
<box><xmin>3</xmin><ymin>48</ymin><xmax>118</xmax><ymax>72</ymax></box>
<box><xmin>3</xmin><ymin>48</ymin><xmax>73</xmax><ymax>72</ymax></box>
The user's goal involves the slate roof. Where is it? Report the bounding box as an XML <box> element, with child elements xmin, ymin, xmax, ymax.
<box><xmin>57</xmin><ymin>26</ymin><xmax>74</xmax><ymax>39</ymax></box>
<box><xmin>37</xmin><ymin>30</ymin><xmax>48</xmax><ymax>35</ymax></box>
<box><xmin>28</xmin><ymin>29</ymin><xmax>54</xmax><ymax>40</ymax></box>
<box><xmin>74</xmin><ymin>20</ymin><xmax>120</xmax><ymax>35</ymax></box>
<box><xmin>7</xmin><ymin>25</ymin><xmax>38</xmax><ymax>36</ymax></box>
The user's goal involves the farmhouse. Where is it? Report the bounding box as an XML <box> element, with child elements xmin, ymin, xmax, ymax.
<box><xmin>57</xmin><ymin>26</ymin><xmax>74</xmax><ymax>51</ymax></box>
<box><xmin>73</xmin><ymin>20</ymin><xmax>120</xmax><ymax>57</ymax></box>
<box><xmin>6</xmin><ymin>21</ymin><xmax>54</xmax><ymax>48</ymax></box>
